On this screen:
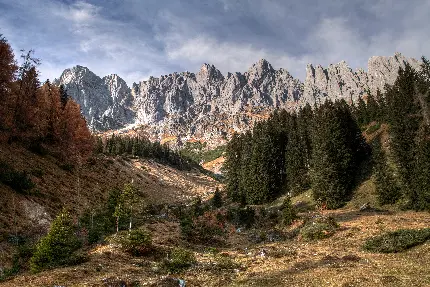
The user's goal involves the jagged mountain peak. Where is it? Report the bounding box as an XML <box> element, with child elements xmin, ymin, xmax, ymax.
<box><xmin>57</xmin><ymin>52</ymin><xmax>421</xmax><ymax>145</ymax></box>
<box><xmin>197</xmin><ymin>63</ymin><xmax>224</xmax><ymax>83</ymax></box>
<box><xmin>247</xmin><ymin>58</ymin><xmax>275</xmax><ymax>74</ymax></box>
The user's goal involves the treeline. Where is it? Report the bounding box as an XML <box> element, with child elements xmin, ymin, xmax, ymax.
<box><xmin>224</xmin><ymin>58</ymin><xmax>430</xmax><ymax>210</ymax></box>
<box><xmin>94</xmin><ymin>134</ymin><xmax>199</xmax><ymax>170</ymax></box>
<box><xmin>0</xmin><ymin>35</ymin><xmax>92</xmax><ymax>161</ymax></box>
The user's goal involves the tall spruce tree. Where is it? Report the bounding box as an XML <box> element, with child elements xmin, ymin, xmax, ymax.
<box><xmin>385</xmin><ymin>65</ymin><xmax>421</xmax><ymax>203</ymax></box>
<box><xmin>372</xmin><ymin>136</ymin><xmax>401</xmax><ymax>205</ymax></box>
<box><xmin>223</xmin><ymin>133</ymin><xmax>243</xmax><ymax>201</ymax></box>
<box><xmin>285</xmin><ymin>114</ymin><xmax>309</xmax><ymax>195</ymax></box>
<box><xmin>238</xmin><ymin>131</ymin><xmax>253</xmax><ymax>204</ymax></box>
<box><xmin>310</xmin><ymin>100</ymin><xmax>367</xmax><ymax>209</ymax></box>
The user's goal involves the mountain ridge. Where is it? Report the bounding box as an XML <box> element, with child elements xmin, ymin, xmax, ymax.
<box><xmin>54</xmin><ymin>53</ymin><xmax>421</xmax><ymax>145</ymax></box>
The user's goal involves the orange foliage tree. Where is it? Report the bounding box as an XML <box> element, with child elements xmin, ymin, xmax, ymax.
<box><xmin>0</xmin><ymin>35</ymin><xmax>93</xmax><ymax>162</ymax></box>
<box><xmin>0</xmin><ymin>35</ymin><xmax>18</xmax><ymax>132</ymax></box>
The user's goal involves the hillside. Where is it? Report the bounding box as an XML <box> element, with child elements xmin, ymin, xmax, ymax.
<box><xmin>0</xmin><ymin>143</ymin><xmax>220</xmax><ymax>269</ymax></box>
<box><xmin>2</xmin><ymin>188</ymin><xmax>430</xmax><ymax>286</ymax></box>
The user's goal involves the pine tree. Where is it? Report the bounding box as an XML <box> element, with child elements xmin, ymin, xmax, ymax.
<box><xmin>113</xmin><ymin>183</ymin><xmax>137</xmax><ymax>232</ymax></box>
<box><xmin>372</xmin><ymin>137</ymin><xmax>401</xmax><ymax>205</ymax></box>
<box><xmin>238</xmin><ymin>131</ymin><xmax>253</xmax><ymax>203</ymax></box>
<box><xmin>310</xmin><ymin>100</ymin><xmax>367</xmax><ymax>209</ymax></box>
<box><xmin>366</xmin><ymin>94</ymin><xmax>381</xmax><ymax>122</ymax></box>
<box><xmin>223</xmin><ymin>133</ymin><xmax>243</xmax><ymax>201</ymax></box>
<box><xmin>411</xmin><ymin>125</ymin><xmax>430</xmax><ymax>210</ymax></box>
<box><xmin>211</xmin><ymin>187</ymin><xmax>223</xmax><ymax>208</ymax></box>
<box><xmin>285</xmin><ymin>114</ymin><xmax>309</xmax><ymax>195</ymax></box>
<box><xmin>0</xmin><ymin>35</ymin><xmax>17</xmax><ymax>132</ymax></box>
<box><xmin>355</xmin><ymin>96</ymin><xmax>369</xmax><ymax>126</ymax></box>
<box><xmin>30</xmin><ymin>209</ymin><xmax>81</xmax><ymax>273</ymax></box>
<box><xmin>59</xmin><ymin>84</ymin><xmax>69</xmax><ymax>108</ymax></box>
<box><xmin>385</xmin><ymin>65</ymin><xmax>421</xmax><ymax>198</ymax></box>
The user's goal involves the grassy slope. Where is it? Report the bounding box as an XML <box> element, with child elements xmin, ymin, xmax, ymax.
<box><xmin>0</xmin><ymin>143</ymin><xmax>220</xmax><ymax>269</ymax></box>
<box><xmin>2</xmin><ymin>205</ymin><xmax>429</xmax><ymax>286</ymax></box>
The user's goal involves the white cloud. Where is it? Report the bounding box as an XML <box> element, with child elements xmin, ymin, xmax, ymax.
<box><xmin>165</xmin><ymin>35</ymin><xmax>308</xmax><ymax>79</ymax></box>
<box><xmin>1</xmin><ymin>0</ymin><xmax>429</xmax><ymax>86</ymax></box>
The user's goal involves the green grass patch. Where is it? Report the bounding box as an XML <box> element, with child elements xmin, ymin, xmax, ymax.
<box><xmin>366</xmin><ymin>122</ymin><xmax>381</xmax><ymax>135</ymax></box>
<box><xmin>363</xmin><ymin>228</ymin><xmax>430</xmax><ymax>253</ymax></box>
<box><xmin>162</xmin><ymin>247</ymin><xmax>196</xmax><ymax>273</ymax></box>
<box><xmin>107</xmin><ymin>229</ymin><xmax>152</xmax><ymax>256</ymax></box>
<box><xmin>179</xmin><ymin>142</ymin><xmax>226</xmax><ymax>164</ymax></box>
<box><xmin>299</xmin><ymin>215</ymin><xmax>339</xmax><ymax>240</ymax></box>
<box><xmin>213</xmin><ymin>253</ymin><xmax>240</xmax><ymax>270</ymax></box>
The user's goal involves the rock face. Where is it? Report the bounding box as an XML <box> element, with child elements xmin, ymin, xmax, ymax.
<box><xmin>131</xmin><ymin>59</ymin><xmax>302</xmax><ymax>144</ymax></box>
<box><xmin>54</xmin><ymin>66</ymin><xmax>135</xmax><ymax>130</ymax></box>
<box><xmin>56</xmin><ymin>53</ymin><xmax>421</xmax><ymax>145</ymax></box>
<box><xmin>303</xmin><ymin>52</ymin><xmax>422</xmax><ymax>106</ymax></box>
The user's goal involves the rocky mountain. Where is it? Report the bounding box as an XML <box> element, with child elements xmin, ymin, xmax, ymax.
<box><xmin>54</xmin><ymin>66</ymin><xmax>135</xmax><ymax>131</ymax></box>
<box><xmin>55</xmin><ymin>53</ymin><xmax>421</xmax><ymax>145</ymax></box>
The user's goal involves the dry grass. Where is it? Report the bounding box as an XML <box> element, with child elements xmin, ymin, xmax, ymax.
<box><xmin>2</xmin><ymin>207</ymin><xmax>429</xmax><ymax>287</ymax></box>
<box><xmin>0</xmin><ymin>143</ymin><xmax>219</xmax><ymax>271</ymax></box>
<box><xmin>202</xmin><ymin>156</ymin><xmax>225</xmax><ymax>174</ymax></box>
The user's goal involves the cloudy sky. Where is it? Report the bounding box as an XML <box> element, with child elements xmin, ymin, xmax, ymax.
<box><xmin>1</xmin><ymin>0</ymin><xmax>429</xmax><ymax>85</ymax></box>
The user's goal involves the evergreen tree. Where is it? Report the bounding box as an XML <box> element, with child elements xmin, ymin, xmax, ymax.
<box><xmin>355</xmin><ymin>96</ymin><xmax>369</xmax><ymax>126</ymax></box>
<box><xmin>0</xmin><ymin>35</ymin><xmax>17</xmax><ymax>131</ymax></box>
<box><xmin>285</xmin><ymin>114</ymin><xmax>309</xmax><ymax>195</ymax></box>
<box><xmin>411</xmin><ymin>125</ymin><xmax>430</xmax><ymax>210</ymax></box>
<box><xmin>245</xmin><ymin>118</ymin><xmax>288</xmax><ymax>204</ymax></box>
<box><xmin>223</xmin><ymin>133</ymin><xmax>243</xmax><ymax>201</ymax></box>
<box><xmin>366</xmin><ymin>94</ymin><xmax>380</xmax><ymax>122</ymax></box>
<box><xmin>59</xmin><ymin>84</ymin><xmax>69</xmax><ymax>108</ymax></box>
<box><xmin>385</xmin><ymin>65</ymin><xmax>421</xmax><ymax>198</ymax></box>
<box><xmin>113</xmin><ymin>183</ymin><xmax>137</xmax><ymax>232</ymax></box>
<box><xmin>281</xmin><ymin>197</ymin><xmax>297</xmax><ymax>225</ymax></box>
<box><xmin>310</xmin><ymin>100</ymin><xmax>367</xmax><ymax>209</ymax></box>
<box><xmin>238</xmin><ymin>131</ymin><xmax>253</xmax><ymax>204</ymax></box>
<box><xmin>211</xmin><ymin>187</ymin><xmax>223</xmax><ymax>208</ymax></box>
<box><xmin>30</xmin><ymin>209</ymin><xmax>81</xmax><ymax>273</ymax></box>
<box><xmin>372</xmin><ymin>137</ymin><xmax>401</xmax><ymax>205</ymax></box>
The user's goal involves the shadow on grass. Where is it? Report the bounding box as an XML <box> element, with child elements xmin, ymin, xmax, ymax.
<box><xmin>235</xmin><ymin>254</ymin><xmax>362</xmax><ymax>286</ymax></box>
<box><xmin>326</xmin><ymin>209</ymin><xmax>394</xmax><ymax>223</ymax></box>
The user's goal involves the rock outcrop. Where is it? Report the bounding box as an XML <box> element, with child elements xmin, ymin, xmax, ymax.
<box><xmin>56</xmin><ymin>53</ymin><xmax>422</xmax><ymax>145</ymax></box>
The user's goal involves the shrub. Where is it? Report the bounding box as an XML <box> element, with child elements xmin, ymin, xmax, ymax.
<box><xmin>30</xmin><ymin>209</ymin><xmax>82</xmax><ymax>273</ymax></box>
<box><xmin>363</xmin><ymin>228</ymin><xmax>430</xmax><ymax>253</ymax></box>
<box><xmin>211</xmin><ymin>188</ymin><xmax>223</xmax><ymax>208</ymax></box>
<box><xmin>162</xmin><ymin>247</ymin><xmax>196</xmax><ymax>273</ymax></box>
<box><xmin>213</xmin><ymin>253</ymin><xmax>240</xmax><ymax>270</ymax></box>
<box><xmin>107</xmin><ymin>229</ymin><xmax>152</xmax><ymax>256</ymax></box>
<box><xmin>299</xmin><ymin>215</ymin><xmax>339</xmax><ymax>240</ymax></box>
<box><xmin>0</xmin><ymin>235</ymin><xmax>37</xmax><ymax>281</ymax></box>
<box><xmin>0</xmin><ymin>162</ymin><xmax>34</xmax><ymax>193</ymax></box>
<box><xmin>227</xmin><ymin>206</ymin><xmax>255</xmax><ymax>228</ymax></box>
<box><xmin>180</xmin><ymin>210</ymin><xmax>227</xmax><ymax>244</ymax></box>
<box><xmin>281</xmin><ymin>197</ymin><xmax>297</xmax><ymax>225</ymax></box>
<box><xmin>87</xmin><ymin>228</ymin><xmax>102</xmax><ymax>245</ymax></box>
<box><xmin>60</xmin><ymin>163</ymin><xmax>74</xmax><ymax>172</ymax></box>
<box><xmin>0</xmin><ymin>255</ymin><xmax>20</xmax><ymax>281</ymax></box>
